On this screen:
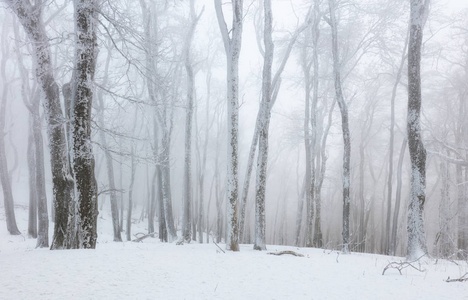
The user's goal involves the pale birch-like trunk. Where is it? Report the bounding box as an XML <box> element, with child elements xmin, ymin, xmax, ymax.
<box><xmin>406</xmin><ymin>0</ymin><xmax>429</xmax><ymax>260</ymax></box>
<box><xmin>253</xmin><ymin>0</ymin><xmax>273</xmax><ymax>251</ymax></box>
<box><xmin>214</xmin><ymin>0</ymin><xmax>243</xmax><ymax>251</ymax></box>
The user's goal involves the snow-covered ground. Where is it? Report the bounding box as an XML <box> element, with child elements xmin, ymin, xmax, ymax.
<box><xmin>1</xmin><ymin>205</ymin><xmax>467</xmax><ymax>300</ymax></box>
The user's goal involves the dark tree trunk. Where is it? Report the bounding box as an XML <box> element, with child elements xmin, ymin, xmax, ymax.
<box><xmin>73</xmin><ymin>0</ymin><xmax>99</xmax><ymax>249</ymax></box>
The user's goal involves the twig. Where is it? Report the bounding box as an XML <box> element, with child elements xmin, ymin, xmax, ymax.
<box><xmin>446</xmin><ymin>273</ymin><xmax>468</xmax><ymax>283</ymax></box>
<box><xmin>213</xmin><ymin>240</ymin><xmax>225</xmax><ymax>253</ymax></box>
<box><xmin>267</xmin><ymin>250</ymin><xmax>304</xmax><ymax>257</ymax></box>
<box><xmin>382</xmin><ymin>255</ymin><xmax>426</xmax><ymax>275</ymax></box>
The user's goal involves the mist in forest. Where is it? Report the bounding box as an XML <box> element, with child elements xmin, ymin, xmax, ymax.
<box><xmin>0</xmin><ymin>0</ymin><xmax>467</xmax><ymax>258</ymax></box>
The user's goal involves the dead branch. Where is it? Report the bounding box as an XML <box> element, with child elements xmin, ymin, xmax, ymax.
<box><xmin>446</xmin><ymin>273</ymin><xmax>468</xmax><ymax>283</ymax></box>
<box><xmin>132</xmin><ymin>232</ymin><xmax>157</xmax><ymax>242</ymax></box>
<box><xmin>267</xmin><ymin>250</ymin><xmax>304</xmax><ymax>257</ymax></box>
<box><xmin>382</xmin><ymin>255</ymin><xmax>426</xmax><ymax>275</ymax></box>
<box><xmin>213</xmin><ymin>240</ymin><xmax>225</xmax><ymax>254</ymax></box>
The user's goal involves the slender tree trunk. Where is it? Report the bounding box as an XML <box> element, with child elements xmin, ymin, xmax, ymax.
<box><xmin>310</xmin><ymin>1</ymin><xmax>321</xmax><ymax>248</ymax></box>
<box><xmin>0</xmin><ymin>48</ymin><xmax>20</xmax><ymax>235</ymax></box>
<box><xmin>97</xmin><ymin>51</ymin><xmax>122</xmax><ymax>242</ymax></box>
<box><xmin>329</xmin><ymin>0</ymin><xmax>351</xmax><ymax>253</ymax></box>
<box><xmin>126</xmin><ymin>148</ymin><xmax>136</xmax><ymax>241</ymax></box>
<box><xmin>406</xmin><ymin>0</ymin><xmax>428</xmax><ymax>260</ymax></box>
<box><xmin>32</xmin><ymin>98</ymin><xmax>49</xmax><ymax>248</ymax></box>
<box><xmin>214</xmin><ymin>0</ymin><xmax>243</xmax><ymax>251</ymax></box>
<box><xmin>254</xmin><ymin>0</ymin><xmax>273</xmax><ymax>251</ymax></box>
<box><xmin>27</xmin><ymin>118</ymin><xmax>37</xmax><ymax>238</ymax></box>
<box><xmin>182</xmin><ymin>0</ymin><xmax>201</xmax><ymax>243</ymax></box>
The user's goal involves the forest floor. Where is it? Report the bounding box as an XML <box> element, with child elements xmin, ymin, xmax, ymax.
<box><xmin>1</xmin><ymin>205</ymin><xmax>467</xmax><ymax>300</ymax></box>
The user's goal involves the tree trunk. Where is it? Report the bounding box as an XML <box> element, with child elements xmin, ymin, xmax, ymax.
<box><xmin>182</xmin><ymin>0</ymin><xmax>201</xmax><ymax>243</ymax></box>
<box><xmin>0</xmin><ymin>45</ymin><xmax>20</xmax><ymax>235</ymax></box>
<box><xmin>73</xmin><ymin>0</ymin><xmax>99</xmax><ymax>249</ymax></box>
<box><xmin>214</xmin><ymin>0</ymin><xmax>243</xmax><ymax>252</ymax></box>
<box><xmin>27</xmin><ymin>118</ymin><xmax>38</xmax><ymax>238</ymax></box>
<box><xmin>254</xmin><ymin>0</ymin><xmax>273</xmax><ymax>251</ymax></box>
<box><xmin>329</xmin><ymin>0</ymin><xmax>351</xmax><ymax>253</ymax></box>
<box><xmin>406</xmin><ymin>0</ymin><xmax>428</xmax><ymax>260</ymax></box>
<box><xmin>126</xmin><ymin>148</ymin><xmax>136</xmax><ymax>241</ymax></box>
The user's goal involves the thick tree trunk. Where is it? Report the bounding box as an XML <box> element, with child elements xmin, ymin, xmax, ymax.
<box><xmin>406</xmin><ymin>0</ymin><xmax>428</xmax><ymax>260</ymax></box>
<box><xmin>73</xmin><ymin>0</ymin><xmax>99</xmax><ymax>249</ymax></box>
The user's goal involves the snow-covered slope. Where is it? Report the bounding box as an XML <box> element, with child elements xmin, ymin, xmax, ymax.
<box><xmin>1</xmin><ymin>206</ymin><xmax>467</xmax><ymax>300</ymax></box>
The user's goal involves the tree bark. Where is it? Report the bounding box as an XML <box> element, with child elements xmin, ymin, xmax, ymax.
<box><xmin>73</xmin><ymin>0</ymin><xmax>99</xmax><ymax>249</ymax></box>
<box><xmin>406</xmin><ymin>0</ymin><xmax>428</xmax><ymax>260</ymax></box>
<box><xmin>214</xmin><ymin>0</ymin><xmax>243</xmax><ymax>251</ymax></box>
<box><xmin>254</xmin><ymin>0</ymin><xmax>273</xmax><ymax>251</ymax></box>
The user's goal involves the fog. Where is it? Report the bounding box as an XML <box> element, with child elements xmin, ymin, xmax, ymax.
<box><xmin>0</xmin><ymin>0</ymin><xmax>467</xmax><ymax>257</ymax></box>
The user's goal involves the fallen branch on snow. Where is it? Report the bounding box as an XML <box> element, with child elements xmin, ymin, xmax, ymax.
<box><xmin>267</xmin><ymin>250</ymin><xmax>304</xmax><ymax>257</ymax></box>
<box><xmin>382</xmin><ymin>255</ymin><xmax>426</xmax><ymax>275</ymax></box>
<box><xmin>213</xmin><ymin>241</ymin><xmax>225</xmax><ymax>253</ymax></box>
<box><xmin>132</xmin><ymin>232</ymin><xmax>157</xmax><ymax>242</ymax></box>
<box><xmin>446</xmin><ymin>273</ymin><xmax>468</xmax><ymax>283</ymax></box>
